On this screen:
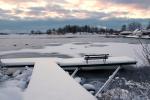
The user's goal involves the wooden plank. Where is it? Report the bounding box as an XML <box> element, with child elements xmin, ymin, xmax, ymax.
<box><xmin>23</xmin><ymin>60</ymin><xmax>96</xmax><ymax>100</ymax></box>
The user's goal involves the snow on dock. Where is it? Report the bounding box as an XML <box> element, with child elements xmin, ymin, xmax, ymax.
<box><xmin>1</xmin><ymin>56</ymin><xmax>136</xmax><ymax>69</ymax></box>
<box><xmin>58</xmin><ymin>56</ymin><xmax>136</xmax><ymax>67</ymax></box>
<box><xmin>23</xmin><ymin>59</ymin><xmax>96</xmax><ymax>100</ymax></box>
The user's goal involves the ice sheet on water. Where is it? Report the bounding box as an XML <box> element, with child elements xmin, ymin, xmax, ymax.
<box><xmin>74</xmin><ymin>77</ymin><xmax>86</xmax><ymax>85</ymax></box>
<box><xmin>0</xmin><ymin>42</ymin><xmax>144</xmax><ymax>65</ymax></box>
<box><xmin>74</xmin><ymin>77</ymin><xmax>82</xmax><ymax>84</ymax></box>
<box><xmin>83</xmin><ymin>84</ymin><xmax>96</xmax><ymax>91</ymax></box>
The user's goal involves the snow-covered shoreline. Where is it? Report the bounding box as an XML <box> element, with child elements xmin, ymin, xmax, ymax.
<box><xmin>0</xmin><ymin>35</ymin><xmax>150</xmax><ymax>100</ymax></box>
<box><xmin>1</xmin><ymin>66</ymin><xmax>150</xmax><ymax>100</ymax></box>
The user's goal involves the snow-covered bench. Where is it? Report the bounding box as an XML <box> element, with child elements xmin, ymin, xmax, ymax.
<box><xmin>84</xmin><ymin>54</ymin><xmax>109</xmax><ymax>64</ymax></box>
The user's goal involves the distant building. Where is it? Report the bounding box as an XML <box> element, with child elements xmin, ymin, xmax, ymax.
<box><xmin>133</xmin><ymin>29</ymin><xmax>142</xmax><ymax>36</ymax></box>
<box><xmin>133</xmin><ymin>29</ymin><xmax>150</xmax><ymax>36</ymax></box>
<box><xmin>142</xmin><ymin>29</ymin><xmax>150</xmax><ymax>35</ymax></box>
<box><xmin>120</xmin><ymin>31</ymin><xmax>133</xmax><ymax>35</ymax></box>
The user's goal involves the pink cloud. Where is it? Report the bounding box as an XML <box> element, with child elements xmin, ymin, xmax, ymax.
<box><xmin>0</xmin><ymin>0</ymin><xmax>149</xmax><ymax>20</ymax></box>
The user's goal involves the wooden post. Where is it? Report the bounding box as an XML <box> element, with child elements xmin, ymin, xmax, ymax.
<box><xmin>95</xmin><ymin>66</ymin><xmax>121</xmax><ymax>97</ymax></box>
<box><xmin>0</xmin><ymin>58</ymin><xmax>3</xmax><ymax>68</ymax></box>
<box><xmin>71</xmin><ymin>67</ymin><xmax>79</xmax><ymax>77</ymax></box>
<box><xmin>0</xmin><ymin>58</ymin><xmax>3</xmax><ymax>74</ymax></box>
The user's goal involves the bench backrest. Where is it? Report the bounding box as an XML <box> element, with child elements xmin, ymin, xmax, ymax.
<box><xmin>84</xmin><ymin>54</ymin><xmax>109</xmax><ymax>60</ymax></box>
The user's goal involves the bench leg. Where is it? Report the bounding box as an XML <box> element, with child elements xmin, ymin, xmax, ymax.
<box><xmin>86</xmin><ymin>60</ymin><xmax>88</xmax><ymax>64</ymax></box>
<box><xmin>103</xmin><ymin>59</ymin><xmax>106</xmax><ymax>63</ymax></box>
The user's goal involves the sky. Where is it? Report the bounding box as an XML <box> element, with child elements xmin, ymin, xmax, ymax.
<box><xmin>0</xmin><ymin>0</ymin><xmax>149</xmax><ymax>33</ymax></box>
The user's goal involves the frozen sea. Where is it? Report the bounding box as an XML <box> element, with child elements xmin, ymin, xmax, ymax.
<box><xmin>0</xmin><ymin>34</ymin><xmax>149</xmax><ymax>65</ymax></box>
<box><xmin>0</xmin><ymin>34</ymin><xmax>150</xmax><ymax>100</ymax></box>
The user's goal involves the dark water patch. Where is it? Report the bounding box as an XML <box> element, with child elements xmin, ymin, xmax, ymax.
<box><xmin>78</xmin><ymin>53</ymin><xmax>86</xmax><ymax>57</ymax></box>
<box><xmin>89</xmin><ymin>44</ymin><xmax>108</xmax><ymax>47</ymax></box>
<box><xmin>73</xmin><ymin>42</ymin><xmax>91</xmax><ymax>45</ymax></box>
<box><xmin>1</xmin><ymin>52</ymin><xmax>73</xmax><ymax>58</ymax></box>
<box><xmin>76</xmin><ymin>70</ymin><xmax>115</xmax><ymax>91</ymax></box>
<box><xmin>77</xmin><ymin>70</ymin><xmax>114</xmax><ymax>81</ymax></box>
<box><xmin>31</xmin><ymin>46</ymin><xmax>43</xmax><ymax>49</ymax></box>
<box><xmin>65</xmin><ymin>36</ymin><xmax>78</xmax><ymax>38</ymax></box>
<box><xmin>46</xmin><ymin>43</ymin><xmax>63</xmax><ymax>46</ymax></box>
<box><xmin>117</xmin><ymin>67</ymin><xmax>150</xmax><ymax>82</ymax></box>
<box><xmin>70</xmin><ymin>47</ymin><xmax>75</xmax><ymax>50</ymax></box>
<box><xmin>73</xmin><ymin>67</ymin><xmax>150</xmax><ymax>83</ymax></box>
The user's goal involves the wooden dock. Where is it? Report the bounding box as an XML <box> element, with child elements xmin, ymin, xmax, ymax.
<box><xmin>23</xmin><ymin>59</ymin><xmax>96</xmax><ymax>100</ymax></box>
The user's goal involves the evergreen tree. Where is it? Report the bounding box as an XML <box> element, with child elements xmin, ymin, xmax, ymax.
<box><xmin>45</xmin><ymin>25</ymin><xmax>117</xmax><ymax>35</ymax></box>
<box><xmin>121</xmin><ymin>25</ymin><xmax>127</xmax><ymax>31</ymax></box>
<box><xmin>128</xmin><ymin>22</ymin><xmax>142</xmax><ymax>31</ymax></box>
<box><xmin>30</xmin><ymin>30</ymin><xmax>35</xmax><ymax>34</ymax></box>
<box><xmin>46</xmin><ymin>29</ymin><xmax>52</xmax><ymax>34</ymax></box>
<box><xmin>147</xmin><ymin>21</ymin><xmax>150</xmax><ymax>29</ymax></box>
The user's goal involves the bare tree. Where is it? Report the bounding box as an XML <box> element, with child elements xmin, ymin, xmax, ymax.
<box><xmin>128</xmin><ymin>22</ymin><xmax>142</xmax><ymax>31</ymax></box>
<box><xmin>139</xmin><ymin>39</ymin><xmax>150</xmax><ymax>65</ymax></box>
<box><xmin>147</xmin><ymin>21</ymin><xmax>150</xmax><ymax>30</ymax></box>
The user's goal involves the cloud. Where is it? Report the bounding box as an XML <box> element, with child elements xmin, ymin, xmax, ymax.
<box><xmin>109</xmin><ymin>0</ymin><xmax>150</xmax><ymax>9</ymax></box>
<box><xmin>0</xmin><ymin>0</ymin><xmax>149</xmax><ymax>32</ymax></box>
<box><xmin>0</xmin><ymin>0</ymin><xmax>149</xmax><ymax>20</ymax></box>
<box><xmin>0</xmin><ymin>8</ymin><xmax>11</xmax><ymax>14</ymax></box>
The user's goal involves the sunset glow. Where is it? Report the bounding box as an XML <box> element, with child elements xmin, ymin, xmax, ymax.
<box><xmin>0</xmin><ymin>0</ymin><xmax>149</xmax><ymax>32</ymax></box>
<box><xmin>0</xmin><ymin>0</ymin><xmax>149</xmax><ymax>20</ymax></box>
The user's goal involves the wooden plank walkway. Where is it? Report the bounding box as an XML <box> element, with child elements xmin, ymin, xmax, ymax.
<box><xmin>23</xmin><ymin>59</ymin><xmax>96</xmax><ymax>100</ymax></box>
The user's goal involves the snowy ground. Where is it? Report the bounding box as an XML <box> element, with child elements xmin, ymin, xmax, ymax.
<box><xmin>1</xmin><ymin>67</ymin><xmax>150</xmax><ymax>100</ymax></box>
<box><xmin>0</xmin><ymin>66</ymin><xmax>32</xmax><ymax>100</ymax></box>
<box><xmin>0</xmin><ymin>35</ymin><xmax>150</xmax><ymax>100</ymax></box>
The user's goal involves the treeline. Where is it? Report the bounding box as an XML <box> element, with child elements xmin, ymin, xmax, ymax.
<box><xmin>121</xmin><ymin>21</ymin><xmax>150</xmax><ymax>31</ymax></box>
<box><xmin>0</xmin><ymin>33</ymin><xmax>8</xmax><ymax>35</ymax></box>
<box><xmin>30</xmin><ymin>25</ymin><xmax>118</xmax><ymax>35</ymax></box>
<box><xmin>30</xmin><ymin>21</ymin><xmax>150</xmax><ymax>35</ymax></box>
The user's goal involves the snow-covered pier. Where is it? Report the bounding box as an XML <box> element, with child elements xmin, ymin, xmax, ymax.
<box><xmin>23</xmin><ymin>59</ymin><xmax>96</xmax><ymax>100</ymax></box>
<box><xmin>1</xmin><ymin>56</ymin><xmax>136</xmax><ymax>70</ymax></box>
<box><xmin>0</xmin><ymin>57</ymin><xmax>137</xmax><ymax>99</ymax></box>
